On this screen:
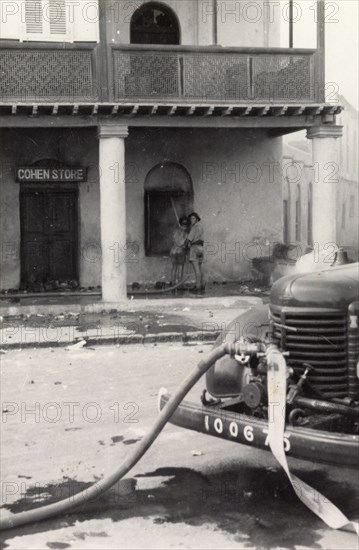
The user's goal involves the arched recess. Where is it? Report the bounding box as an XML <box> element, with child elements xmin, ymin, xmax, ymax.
<box><xmin>144</xmin><ymin>162</ymin><xmax>193</xmax><ymax>256</ymax></box>
<box><xmin>130</xmin><ymin>2</ymin><xmax>180</xmax><ymax>45</ymax></box>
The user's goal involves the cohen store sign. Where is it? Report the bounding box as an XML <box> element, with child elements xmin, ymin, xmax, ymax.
<box><xmin>17</xmin><ymin>167</ymin><xmax>86</xmax><ymax>183</ymax></box>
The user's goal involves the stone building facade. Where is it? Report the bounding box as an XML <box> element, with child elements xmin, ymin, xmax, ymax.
<box><xmin>0</xmin><ymin>0</ymin><xmax>342</xmax><ymax>300</ymax></box>
<box><xmin>282</xmin><ymin>95</ymin><xmax>358</xmax><ymax>260</ymax></box>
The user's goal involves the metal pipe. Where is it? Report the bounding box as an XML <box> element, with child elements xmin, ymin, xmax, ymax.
<box><xmin>295</xmin><ymin>396</ymin><xmax>359</xmax><ymax>419</ymax></box>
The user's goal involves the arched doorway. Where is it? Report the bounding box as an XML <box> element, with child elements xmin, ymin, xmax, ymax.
<box><xmin>144</xmin><ymin>162</ymin><xmax>193</xmax><ymax>256</ymax></box>
<box><xmin>130</xmin><ymin>2</ymin><xmax>180</xmax><ymax>45</ymax></box>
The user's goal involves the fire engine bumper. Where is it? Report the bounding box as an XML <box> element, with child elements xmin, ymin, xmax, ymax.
<box><xmin>159</xmin><ymin>393</ymin><xmax>359</xmax><ymax>469</ymax></box>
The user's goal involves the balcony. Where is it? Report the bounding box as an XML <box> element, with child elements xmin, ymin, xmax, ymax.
<box><xmin>0</xmin><ymin>42</ymin><xmax>325</xmax><ymax>108</ymax></box>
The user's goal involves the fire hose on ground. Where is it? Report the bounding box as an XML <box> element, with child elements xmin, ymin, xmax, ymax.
<box><xmin>129</xmin><ymin>275</ymin><xmax>190</xmax><ymax>295</ymax></box>
<box><xmin>0</xmin><ymin>343</ymin><xmax>358</xmax><ymax>534</ymax></box>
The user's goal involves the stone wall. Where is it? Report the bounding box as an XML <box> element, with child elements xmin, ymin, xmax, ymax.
<box><xmin>0</xmin><ymin>126</ymin><xmax>283</xmax><ymax>289</ymax></box>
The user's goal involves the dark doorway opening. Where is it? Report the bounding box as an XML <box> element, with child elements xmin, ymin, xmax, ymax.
<box><xmin>20</xmin><ymin>185</ymin><xmax>78</xmax><ymax>290</ymax></box>
<box><xmin>130</xmin><ymin>2</ymin><xmax>180</xmax><ymax>45</ymax></box>
<box><xmin>145</xmin><ymin>191</ymin><xmax>189</xmax><ymax>256</ymax></box>
<box><xmin>144</xmin><ymin>162</ymin><xmax>193</xmax><ymax>256</ymax></box>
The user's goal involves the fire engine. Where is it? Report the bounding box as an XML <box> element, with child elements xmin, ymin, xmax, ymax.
<box><xmin>160</xmin><ymin>260</ymin><xmax>359</xmax><ymax>468</ymax></box>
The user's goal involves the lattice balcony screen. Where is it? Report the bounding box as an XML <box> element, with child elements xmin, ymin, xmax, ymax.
<box><xmin>113</xmin><ymin>51</ymin><xmax>180</xmax><ymax>99</ymax></box>
<box><xmin>0</xmin><ymin>50</ymin><xmax>97</xmax><ymax>101</ymax></box>
<box><xmin>182</xmin><ymin>54</ymin><xmax>250</xmax><ymax>100</ymax></box>
<box><xmin>252</xmin><ymin>55</ymin><xmax>314</xmax><ymax>102</ymax></box>
<box><xmin>113</xmin><ymin>49</ymin><xmax>315</xmax><ymax>103</ymax></box>
<box><xmin>0</xmin><ymin>47</ymin><xmax>315</xmax><ymax>103</ymax></box>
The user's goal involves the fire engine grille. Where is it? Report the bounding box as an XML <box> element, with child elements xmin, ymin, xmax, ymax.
<box><xmin>270</xmin><ymin>308</ymin><xmax>348</xmax><ymax>399</ymax></box>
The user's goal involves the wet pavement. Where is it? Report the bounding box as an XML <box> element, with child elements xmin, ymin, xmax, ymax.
<box><xmin>1</xmin><ymin>345</ymin><xmax>358</xmax><ymax>550</ymax></box>
<box><xmin>0</xmin><ymin>287</ymin><xmax>266</xmax><ymax>349</ymax></box>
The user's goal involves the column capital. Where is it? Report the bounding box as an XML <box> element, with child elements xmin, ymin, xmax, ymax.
<box><xmin>97</xmin><ymin>125</ymin><xmax>129</xmax><ymax>140</ymax></box>
<box><xmin>307</xmin><ymin>125</ymin><xmax>343</xmax><ymax>140</ymax></box>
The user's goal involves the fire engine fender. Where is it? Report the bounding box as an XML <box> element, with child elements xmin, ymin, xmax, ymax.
<box><xmin>0</xmin><ymin>343</ymin><xmax>358</xmax><ymax>535</ymax></box>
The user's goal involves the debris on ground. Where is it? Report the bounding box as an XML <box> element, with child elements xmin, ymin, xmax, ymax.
<box><xmin>239</xmin><ymin>285</ymin><xmax>250</xmax><ymax>294</ymax></box>
<box><xmin>191</xmin><ymin>450</ymin><xmax>204</xmax><ymax>456</ymax></box>
<box><xmin>65</xmin><ymin>340</ymin><xmax>87</xmax><ymax>351</ymax></box>
<box><xmin>255</xmin><ymin>517</ymin><xmax>274</xmax><ymax>529</ymax></box>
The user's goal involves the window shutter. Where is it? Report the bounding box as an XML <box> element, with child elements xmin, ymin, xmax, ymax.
<box><xmin>25</xmin><ymin>0</ymin><xmax>43</xmax><ymax>34</ymax></box>
<box><xmin>49</xmin><ymin>0</ymin><xmax>66</xmax><ymax>35</ymax></box>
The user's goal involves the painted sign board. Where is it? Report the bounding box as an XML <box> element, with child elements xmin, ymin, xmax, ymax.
<box><xmin>16</xmin><ymin>167</ymin><xmax>86</xmax><ymax>183</ymax></box>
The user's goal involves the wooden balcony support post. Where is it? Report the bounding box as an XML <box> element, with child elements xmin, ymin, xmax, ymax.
<box><xmin>289</xmin><ymin>0</ymin><xmax>294</xmax><ymax>48</ymax></box>
<box><xmin>96</xmin><ymin>0</ymin><xmax>110</xmax><ymax>102</ymax></box>
<box><xmin>316</xmin><ymin>0</ymin><xmax>326</xmax><ymax>102</ymax></box>
<box><xmin>213</xmin><ymin>0</ymin><xmax>218</xmax><ymax>45</ymax></box>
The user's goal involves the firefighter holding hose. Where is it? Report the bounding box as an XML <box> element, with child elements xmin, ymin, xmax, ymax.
<box><xmin>170</xmin><ymin>215</ymin><xmax>190</xmax><ymax>288</ymax></box>
<box><xmin>186</xmin><ymin>212</ymin><xmax>205</xmax><ymax>293</ymax></box>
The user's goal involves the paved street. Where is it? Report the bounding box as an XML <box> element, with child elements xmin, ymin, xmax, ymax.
<box><xmin>1</xmin><ymin>344</ymin><xmax>358</xmax><ymax>550</ymax></box>
<box><xmin>0</xmin><ymin>295</ymin><xmax>264</xmax><ymax>349</ymax></box>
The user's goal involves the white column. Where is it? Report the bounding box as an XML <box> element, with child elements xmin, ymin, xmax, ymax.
<box><xmin>98</xmin><ymin>125</ymin><xmax>128</xmax><ymax>302</ymax></box>
<box><xmin>307</xmin><ymin>126</ymin><xmax>343</xmax><ymax>248</ymax></box>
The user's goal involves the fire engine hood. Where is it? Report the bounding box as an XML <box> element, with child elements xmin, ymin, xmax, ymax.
<box><xmin>271</xmin><ymin>263</ymin><xmax>359</xmax><ymax>309</ymax></box>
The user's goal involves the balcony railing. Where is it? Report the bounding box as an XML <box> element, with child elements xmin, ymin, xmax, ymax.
<box><xmin>112</xmin><ymin>45</ymin><xmax>322</xmax><ymax>104</ymax></box>
<box><xmin>0</xmin><ymin>43</ymin><xmax>324</xmax><ymax>104</ymax></box>
<box><xmin>0</xmin><ymin>45</ymin><xmax>100</xmax><ymax>102</ymax></box>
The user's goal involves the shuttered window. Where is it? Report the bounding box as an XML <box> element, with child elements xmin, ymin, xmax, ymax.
<box><xmin>24</xmin><ymin>0</ymin><xmax>70</xmax><ymax>41</ymax></box>
<box><xmin>0</xmin><ymin>0</ymin><xmax>99</xmax><ymax>42</ymax></box>
<box><xmin>49</xmin><ymin>0</ymin><xmax>67</xmax><ymax>35</ymax></box>
<box><xmin>25</xmin><ymin>1</ymin><xmax>43</xmax><ymax>34</ymax></box>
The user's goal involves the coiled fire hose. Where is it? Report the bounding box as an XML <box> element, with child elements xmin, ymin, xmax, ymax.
<box><xmin>1</xmin><ymin>343</ymin><xmax>358</xmax><ymax>534</ymax></box>
<box><xmin>0</xmin><ymin>342</ymin><xmax>238</xmax><ymax>531</ymax></box>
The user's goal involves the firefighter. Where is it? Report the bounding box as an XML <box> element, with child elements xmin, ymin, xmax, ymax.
<box><xmin>186</xmin><ymin>212</ymin><xmax>205</xmax><ymax>292</ymax></box>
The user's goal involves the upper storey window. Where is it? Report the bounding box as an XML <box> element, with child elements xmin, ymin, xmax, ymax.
<box><xmin>0</xmin><ymin>0</ymin><xmax>99</xmax><ymax>42</ymax></box>
<box><xmin>130</xmin><ymin>2</ymin><xmax>180</xmax><ymax>45</ymax></box>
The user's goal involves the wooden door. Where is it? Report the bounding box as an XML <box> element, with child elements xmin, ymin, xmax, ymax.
<box><xmin>21</xmin><ymin>188</ymin><xmax>78</xmax><ymax>285</ymax></box>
